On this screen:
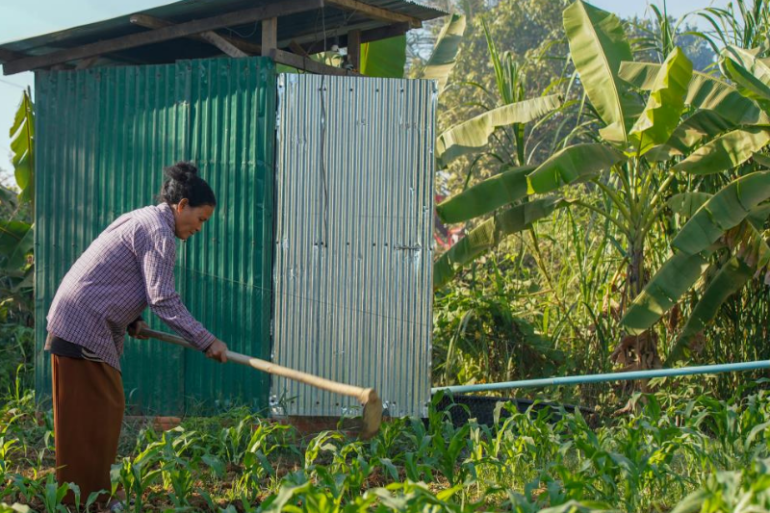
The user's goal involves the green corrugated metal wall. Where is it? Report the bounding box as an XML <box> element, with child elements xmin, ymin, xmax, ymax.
<box><xmin>34</xmin><ymin>57</ymin><xmax>276</xmax><ymax>415</ymax></box>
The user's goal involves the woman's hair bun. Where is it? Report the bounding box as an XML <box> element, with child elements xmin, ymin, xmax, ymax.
<box><xmin>158</xmin><ymin>161</ymin><xmax>216</xmax><ymax>208</ymax></box>
<box><xmin>164</xmin><ymin>161</ymin><xmax>199</xmax><ymax>183</ymax></box>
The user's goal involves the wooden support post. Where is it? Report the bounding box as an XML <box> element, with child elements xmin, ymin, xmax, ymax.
<box><xmin>2</xmin><ymin>0</ymin><xmax>322</xmax><ymax>75</ymax></box>
<box><xmin>261</xmin><ymin>18</ymin><xmax>278</xmax><ymax>56</ymax></box>
<box><xmin>347</xmin><ymin>29</ymin><xmax>360</xmax><ymax>71</ymax></box>
<box><xmin>130</xmin><ymin>14</ymin><xmax>257</xmax><ymax>56</ymax></box>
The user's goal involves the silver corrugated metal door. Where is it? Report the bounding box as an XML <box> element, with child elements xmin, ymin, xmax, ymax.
<box><xmin>273</xmin><ymin>74</ymin><xmax>436</xmax><ymax>418</ymax></box>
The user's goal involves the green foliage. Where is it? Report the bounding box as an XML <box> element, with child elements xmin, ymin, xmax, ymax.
<box><xmin>433</xmin><ymin>260</ymin><xmax>565</xmax><ymax>385</ymax></box>
<box><xmin>9</xmin><ymin>90</ymin><xmax>34</xmax><ymax>207</ymax></box>
<box><xmin>621</xmin><ymin>251</ymin><xmax>712</xmax><ymax>335</ymax></box>
<box><xmin>436</xmin><ymin>164</ymin><xmax>534</xmax><ymax>223</ymax></box>
<box><xmin>673</xmin><ymin>171</ymin><xmax>770</xmax><ymax>254</ymax></box>
<box><xmin>431</xmin><ymin>0</ymin><xmax>770</xmax><ymax>377</ymax></box>
<box><xmin>720</xmin><ymin>45</ymin><xmax>770</xmax><ymax>112</ymax></box>
<box><xmin>1</xmin><ymin>91</ymin><xmax>35</xmax><ymax>396</ymax></box>
<box><xmin>667</xmin><ymin>257</ymin><xmax>754</xmax><ymax>364</ymax></box>
<box><xmin>562</xmin><ymin>0</ymin><xmax>637</xmax><ymax>147</ymax></box>
<box><xmin>434</xmin><ymin>197</ymin><xmax>570</xmax><ymax>288</ymax></box>
<box><xmin>628</xmin><ymin>47</ymin><xmax>692</xmax><ymax>155</ymax></box>
<box><xmin>525</xmin><ymin>144</ymin><xmax>626</xmax><ymax>195</ymax></box>
<box><xmin>361</xmin><ymin>13</ymin><xmax>465</xmax><ymax>82</ymax></box>
<box><xmin>673</xmin><ymin>127</ymin><xmax>770</xmax><ymax>175</ymax></box>
<box><xmin>0</xmin><ymin>221</ymin><xmax>33</xmax><ymax>272</ymax></box>
<box><xmin>360</xmin><ymin>36</ymin><xmax>407</xmax><ymax>79</ymax></box>
<box><xmin>418</xmin><ymin>13</ymin><xmax>467</xmax><ymax>93</ymax></box>
<box><xmin>3</xmin><ymin>383</ymin><xmax>770</xmax><ymax>511</ymax></box>
<box><xmin>436</xmin><ymin>95</ymin><xmax>561</xmax><ymax>169</ymax></box>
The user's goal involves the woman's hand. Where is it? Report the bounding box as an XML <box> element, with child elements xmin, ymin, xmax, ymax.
<box><xmin>128</xmin><ymin>319</ymin><xmax>150</xmax><ymax>339</ymax></box>
<box><xmin>206</xmin><ymin>339</ymin><xmax>228</xmax><ymax>363</ymax></box>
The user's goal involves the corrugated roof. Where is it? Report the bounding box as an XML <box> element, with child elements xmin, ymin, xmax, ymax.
<box><xmin>0</xmin><ymin>0</ymin><xmax>445</xmax><ymax>68</ymax></box>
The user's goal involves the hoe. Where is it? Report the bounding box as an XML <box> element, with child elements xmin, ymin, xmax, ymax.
<box><xmin>139</xmin><ymin>327</ymin><xmax>383</xmax><ymax>439</ymax></box>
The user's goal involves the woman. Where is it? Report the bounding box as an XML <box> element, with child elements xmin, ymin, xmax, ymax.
<box><xmin>45</xmin><ymin>161</ymin><xmax>228</xmax><ymax>508</ymax></box>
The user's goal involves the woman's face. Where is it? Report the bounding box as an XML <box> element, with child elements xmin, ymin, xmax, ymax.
<box><xmin>173</xmin><ymin>199</ymin><xmax>215</xmax><ymax>240</ymax></box>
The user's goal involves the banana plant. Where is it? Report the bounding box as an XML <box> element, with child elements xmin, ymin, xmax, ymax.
<box><xmin>435</xmin><ymin>19</ymin><xmax>563</xmax><ymax>174</ymax></box>
<box><xmin>432</xmin><ymin>19</ymin><xmax>567</xmax><ymax>289</ymax></box>
<box><xmin>435</xmin><ymin>2</ymin><xmax>690</xmax><ymax>293</ymax></box>
<box><xmin>434</xmin><ymin>1</ymin><xmax>770</xmax><ymax>371</ymax></box>
<box><xmin>9</xmin><ymin>89</ymin><xmax>33</xmax><ymax>207</ymax></box>
<box><xmin>1</xmin><ymin>90</ymin><xmax>34</xmax><ymax>317</ymax></box>
<box><xmin>621</xmin><ymin>43</ymin><xmax>770</xmax><ymax>365</ymax></box>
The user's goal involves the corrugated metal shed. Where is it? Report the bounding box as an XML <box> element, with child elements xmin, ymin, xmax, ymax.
<box><xmin>34</xmin><ymin>57</ymin><xmax>276</xmax><ymax>414</ymax></box>
<box><xmin>272</xmin><ymin>73</ymin><xmax>436</xmax><ymax>418</ymax></box>
<box><xmin>0</xmin><ymin>0</ymin><xmax>444</xmax><ymax>68</ymax></box>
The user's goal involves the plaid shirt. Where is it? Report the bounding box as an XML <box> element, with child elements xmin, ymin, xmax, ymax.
<box><xmin>46</xmin><ymin>203</ymin><xmax>216</xmax><ymax>371</ymax></box>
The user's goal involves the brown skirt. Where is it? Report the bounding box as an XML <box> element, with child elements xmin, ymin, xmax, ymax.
<box><xmin>51</xmin><ymin>354</ymin><xmax>124</xmax><ymax>505</ymax></box>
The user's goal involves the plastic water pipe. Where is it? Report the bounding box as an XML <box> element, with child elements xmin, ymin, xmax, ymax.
<box><xmin>431</xmin><ymin>360</ymin><xmax>770</xmax><ymax>395</ymax></box>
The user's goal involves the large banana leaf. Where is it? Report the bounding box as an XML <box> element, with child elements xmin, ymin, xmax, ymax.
<box><xmin>360</xmin><ymin>36</ymin><xmax>407</xmax><ymax>78</ymax></box>
<box><xmin>563</xmin><ymin>0</ymin><xmax>636</xmax><ymax>146</ymax></box>
<box><xmin>647</xmin><ymin>110</ymin><xmax>737</xmax><ymax>161</ymax></box>
<box><xmin>646</xmin><ymin>111</ymin><xmax>736</xmax><ymax>162</ymax></box>
<box><xmin>435</xmin><ymin>94</ymin><xmax>561</xmax><ymax>168</ymax></box>
<box><xmin>721</xmin><ymin>45</ymin><xmax>770</xmax><ymax>113</ymax></box>
<box><xmin>0</xmin><ymin>220</ymin><xmax>34</xmax><ymax>270</ymax></box>
<box><xmin>420</xmin><ymin>14</ymin><xmax>466</xmax><ymax>93</ymax></box>
<box><xmin>672</xmin><ymin>171</ymin><xmax>770</xmax><ymax>255</ymax></box>
<box><xmin>526</xmin><ymin>143</ymin><xmax>626</xmax><ymax>194</ymax></box>
<box><xmin>436</xmin><ymin>165</ymin><xmax>534</xmax><ymax>224</ymax></box>
<box><xmin>666</xmin><ymin>219</ymin><xmax>770</xmax><ymax>366</ymax></box>
<box><xmin>666</xmin><ymin>256</ymin><xmax>753</xmax><ymax>365</ymax></box>
<box><xmin>673</xmin><ymin>127</ymin><xmax>770</xmax><ymax>175</ymax></box>
<box><xmin>628</xmin><ymin>48</ymin><xmax>692</xmax><ymax>155</ymax></box>
<box><xmin>10</xmin><ymin>90</ymin><xmax>34</xmax><ymax>206</ymax></box>
<box><xmin>737</xmin><ymin>216</ymin><xmax>770</xmax><ymax>268</ymax></box>
<box><xmin>619</xmin><ymin>62</ymin><xmax>769</xmax><ymax>125</ymax></box>
<box><xmin>618</xmin><ymin>61</ymin><xmax>661</xmax><ymax>90</ymax></box>
<box><xmin>667</xmin><ymin>192</ymin><xmax>712</xmax><ymax>218</ymax></box>
<box><xmin>621</xmin><ymin>250</ymin><xmax>712</xmax><ymax>335</ymax></box>
<box><xmin>686</xmin><ymin>73</ymin><xmax>770</xmax><ymax>125</ymax></box>
<box><xmin>747</xmin><ymin>202</ymin><xmax>770</xmax><ymax>229</ymax></box>
<box><xmin>753</xmin><ymin>152</ymin><xmax>770</xmax><ymax>169</ymax></box>
<box><xmin>434</xmin><ymin>197</ymin><xmax>568</xmax><ymax>289</ymax></box>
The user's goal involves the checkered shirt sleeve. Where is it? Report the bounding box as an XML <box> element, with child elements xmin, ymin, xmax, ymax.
<box><xmin>134</xmin><ymin>226</ymin><xmax>216</xmax><ymax>352</ymax></box>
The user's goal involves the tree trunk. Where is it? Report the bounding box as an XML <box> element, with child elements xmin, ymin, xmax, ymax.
<box><xmin>626</xmin><ymin>241</ymin><xmax>645</xmax><ymax>301</ymax></box>
<box><xmin>613</xmin><ymin>239</ymin><xmax>662</xmax><ymax>402</ymax></box>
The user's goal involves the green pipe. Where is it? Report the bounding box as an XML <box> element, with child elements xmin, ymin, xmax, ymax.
<box><xmin>431</xmin><ymin>360</ymin><xmax>770</xmax><ymax>395</ymax></box>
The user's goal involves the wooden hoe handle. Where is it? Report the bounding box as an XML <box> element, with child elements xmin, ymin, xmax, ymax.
<box><xmin>140</xmin><ymin>328</ymin><xmax>373</xmax><ymax>404</ymax></box>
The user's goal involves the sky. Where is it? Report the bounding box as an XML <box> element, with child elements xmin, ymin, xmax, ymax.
<box><xmin>0</xmin><ymin>0</ymin><xmax>732</xmax><ymax>181</ymax></box>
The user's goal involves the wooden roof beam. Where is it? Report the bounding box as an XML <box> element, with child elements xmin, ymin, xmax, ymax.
<box><xmin>269</xmin><ymin>48</ymin><xmax>358</xmax><ymax>76</ymax></box>
<box><xmin>324</xmin><ymin>0</ymin><xmax>421</xmax><ymax>28</ymax></box>
<box><xmin>0</xmin><ymin>48</ymin><xmax>26</xmax><ymax>63</ymax></box>
<box><xmin>2</xmin><ymin>0</ymin><xmax>323</xmax><ymax>75</ymax></box>
<box><xmin>130</xmin><ymin>14</ymin><xmax>256</xmax><ymax>57</ymax></box>
<box><xmin>300</xmin><ymin>22</ymin><xmax>410</xmax><ymax>55</ymax></box>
